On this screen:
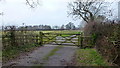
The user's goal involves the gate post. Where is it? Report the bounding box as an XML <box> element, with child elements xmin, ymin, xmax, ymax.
<box><xmin>39</xmin><ymin>32</ymin><xmax>43</xmax><ymax>46</ymax></box>
<box><xmin>36</xmin><ymin>35</ymin><xmax>39</xmax><ymax>45</ymax></box>
<box><xmin>80</xmin><ymin>33</ymin><xmax>83</xmax><ymax>48</ymax></box>
<box><xmin>78</xmin><ymin>34</ymin><xmax>80</xmax><ymax>47</ymax></box>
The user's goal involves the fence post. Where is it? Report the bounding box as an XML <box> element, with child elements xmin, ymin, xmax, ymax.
<box><xmin>36</xmin><ymin>35</ymin><xmax>38</xmax><ymax>45</ymax></box>
<box><xmin>39</xmin><ymin>32</ymin><xmax>43</xmax><ymax>46</ymax></box>
<box><xmin>78</xmin><ymin>34</ymin><xmax>80</xmax><ymax>47</ymax></box>
<box><xmin>80</xmin><ymin>33</ymin><xmax>83</xmax><ymax>48</ymax></box>
<box><xmin>10</xmin><ymin>26</ymin><xmax>16</xmax><ymax>46</ymax></box>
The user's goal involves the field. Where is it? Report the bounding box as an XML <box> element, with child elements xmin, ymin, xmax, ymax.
<box><xmin>31</xmin><ymin>30</ymin><xmax>82</xmax><ymax>35</ymax></box>
<box><xmin>41</xmin><ymin>30</ymin><xmax>81</xmax><ymax>33</ymax></box>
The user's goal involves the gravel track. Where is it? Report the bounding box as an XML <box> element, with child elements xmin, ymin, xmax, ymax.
<box><xmin>3</xmin><ymin>44</ymin><xmax>78</xmax><ymax>66</ymax></box>
<box><xmin>43</xmin><ymin>46</ymin><xmax>78</xmax><ymax>66</ymax></box>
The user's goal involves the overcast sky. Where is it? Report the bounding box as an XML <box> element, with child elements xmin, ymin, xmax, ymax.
<box><xmin>0</xmin><ymin>0</ymin><xmax>119</xmax><ymax>27</ymax></box>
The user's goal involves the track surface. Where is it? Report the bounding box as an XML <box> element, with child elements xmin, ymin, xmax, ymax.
<box><xmin>3</xmin><ymin>45</ymin><xmax>78</xmax><ymax>66</ymax></box>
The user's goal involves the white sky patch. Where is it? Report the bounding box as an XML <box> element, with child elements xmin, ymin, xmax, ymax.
<box><xmin>41</xmin><ymin>0</ymin><xmax>73</xmax><ymax>11</ymax></box>
<box><xmin>5</xmin><ymin>0</ymin><xmax>25</xmax><ymax>3</ymax></box>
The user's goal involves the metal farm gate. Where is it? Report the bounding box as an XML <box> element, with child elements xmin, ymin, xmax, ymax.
<box><xmin>40</xmin><ymin>32</ymin><xmax>84</xmax><ymax>47</ymax></box>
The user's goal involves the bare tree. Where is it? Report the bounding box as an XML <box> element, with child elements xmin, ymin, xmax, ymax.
<box><xmin>68</xmin><ymin>0</ymin><xmax>112</xmax><ymax>23</ymax></box>
<box><xmin>66</xmin><ymin>22</ymin><xmax>75</xmax><ymax>30</ymax></box>
<box><xmin>61</xmin><ymin>25</ymin><xmax>65</xmax><ymax>29</ymax></box>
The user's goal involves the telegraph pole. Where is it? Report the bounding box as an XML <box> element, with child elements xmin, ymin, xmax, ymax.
<box><xmin>118</xmin><ymin>1</ymin><xmax>120</xmax><ymax>22</ymax></box>
<box><xmin>0</xmin><ymin>12</ymin><xmax>4</xmax><ymax>31</ymax></box>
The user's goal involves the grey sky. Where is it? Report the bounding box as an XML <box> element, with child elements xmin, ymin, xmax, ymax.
<box><xmin>0</xmin><ymin>0</ymin><xmax>81</xmax><ymax>27</ymax></box>
<box><xmin>0</xmin><ymin>0</ymin><xmax>119</xmax><ymax>27</ymax></box>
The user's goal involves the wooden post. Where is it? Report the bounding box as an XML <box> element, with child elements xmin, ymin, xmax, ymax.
<box><xmin>39</xmin><ymin>32</ymin><xmax>43</xmax><ymax>46</ymax></box>
<box><xmin>32</xmin><ymin>35</ymin><xmax>34</xmax><ymax>44</ymax></box>
<box><xmin>23</xmin><ymin>33</ymin><xmax>25</xmax><ymax>45</ymax></box>
<box><xmin>36</xmin><ymin>35</ymin><xmax>38</xmax><ymax>44</ymax></box>
<box><xmin>80</xmin><ymin>33</ymin><xmax>83</xmax><ymax>48</ymax></box>
<box><xmin>78</xmin><ymin>34</ymin><xmax>80</xmax><ymax>47</ymax></box>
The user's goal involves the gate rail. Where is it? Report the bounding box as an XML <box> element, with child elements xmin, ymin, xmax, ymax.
<box><xmin>2</xmin><ymin>31</ymin><xmax>92</xmax><ymax>49</ymax></box>
<box><xmin>41</xmin><ymin>32</ymin><xmax>92</xmax><ymax>48</ymax></box>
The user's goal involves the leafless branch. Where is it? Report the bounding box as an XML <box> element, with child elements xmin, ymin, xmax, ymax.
<box><xmin>26</xmin><ymin>0</ymin><xmax>40</xmax><ymax>8</ymax></box>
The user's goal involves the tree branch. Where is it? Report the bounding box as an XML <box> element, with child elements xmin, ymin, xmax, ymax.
<box><xmin>26</xmin><ymin>0</ymin><xmax>34</xmax><ymax>8</ymax></box>
<box><xmin>94</xmin><ymin>2</ymin><xmax>103</xmax><ymax>16</ymax></box>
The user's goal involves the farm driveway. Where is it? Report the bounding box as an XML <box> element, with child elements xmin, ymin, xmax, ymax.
<box><xmin>3</xmin><ymin>44</ymin><xmax>78</xmax><ymax>66</ymax></box>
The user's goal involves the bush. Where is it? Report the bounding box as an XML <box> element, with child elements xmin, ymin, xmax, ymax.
<box><xmin>84</xmin><ymin>22</ymin><xmax>120</xmax><ymax>66</ymax></box>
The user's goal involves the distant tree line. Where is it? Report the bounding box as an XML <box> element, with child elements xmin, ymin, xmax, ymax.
<box><xmin>17</xmin><ymin>25</ymin><xmax>51</xmax><ymax>30</ymax></box>
<box><xmin>3</xmin><ymin>22</ymin><xmax>83</xmax><ymax>31</ymax></box>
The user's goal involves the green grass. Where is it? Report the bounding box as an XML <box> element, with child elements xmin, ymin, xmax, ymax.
<box><xmin>76</xmin><ymin>48</ymin><xmax>110</xmax><ymax>66</ymax></box>
<box><xmin>2</xmin><ymin>44</ymin><xmax>40</xmax><ymax>62</ymax></box>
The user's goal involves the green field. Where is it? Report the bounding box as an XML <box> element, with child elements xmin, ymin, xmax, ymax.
<box><xmin>41</xmin><ymin>30</ymin><xmax>82</xmax><ymax>37</ymax></box>
<box><xmin>1</xmin><ymin>30</ymin><xmax>82</xmax><ymax>35</ymax></box>
<box><xmin>27</xmin><ymin>30</ymin><xmax>81</xmax><ymax>34</ymax></box>
<box><xmin>42</xmin><ymin>30</ymin><xmax>81</xmax><ymax>33</ymax></box>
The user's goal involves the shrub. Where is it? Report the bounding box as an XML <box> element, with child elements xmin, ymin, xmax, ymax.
<box><xmin>84</xmin><ymin>22</ymin><xmax>120</xmax><ymax>66</ymax></box>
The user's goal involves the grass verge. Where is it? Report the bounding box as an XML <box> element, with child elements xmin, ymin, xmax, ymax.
<box><xmin>2</xmin><ymin>44</ymin><xmax>40</xmax><ymax>63</ymax></box>
<box><xmin>75</xmin><ymin>48</ymin><xmax>110</xmax><ymax>66</ymax></box>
